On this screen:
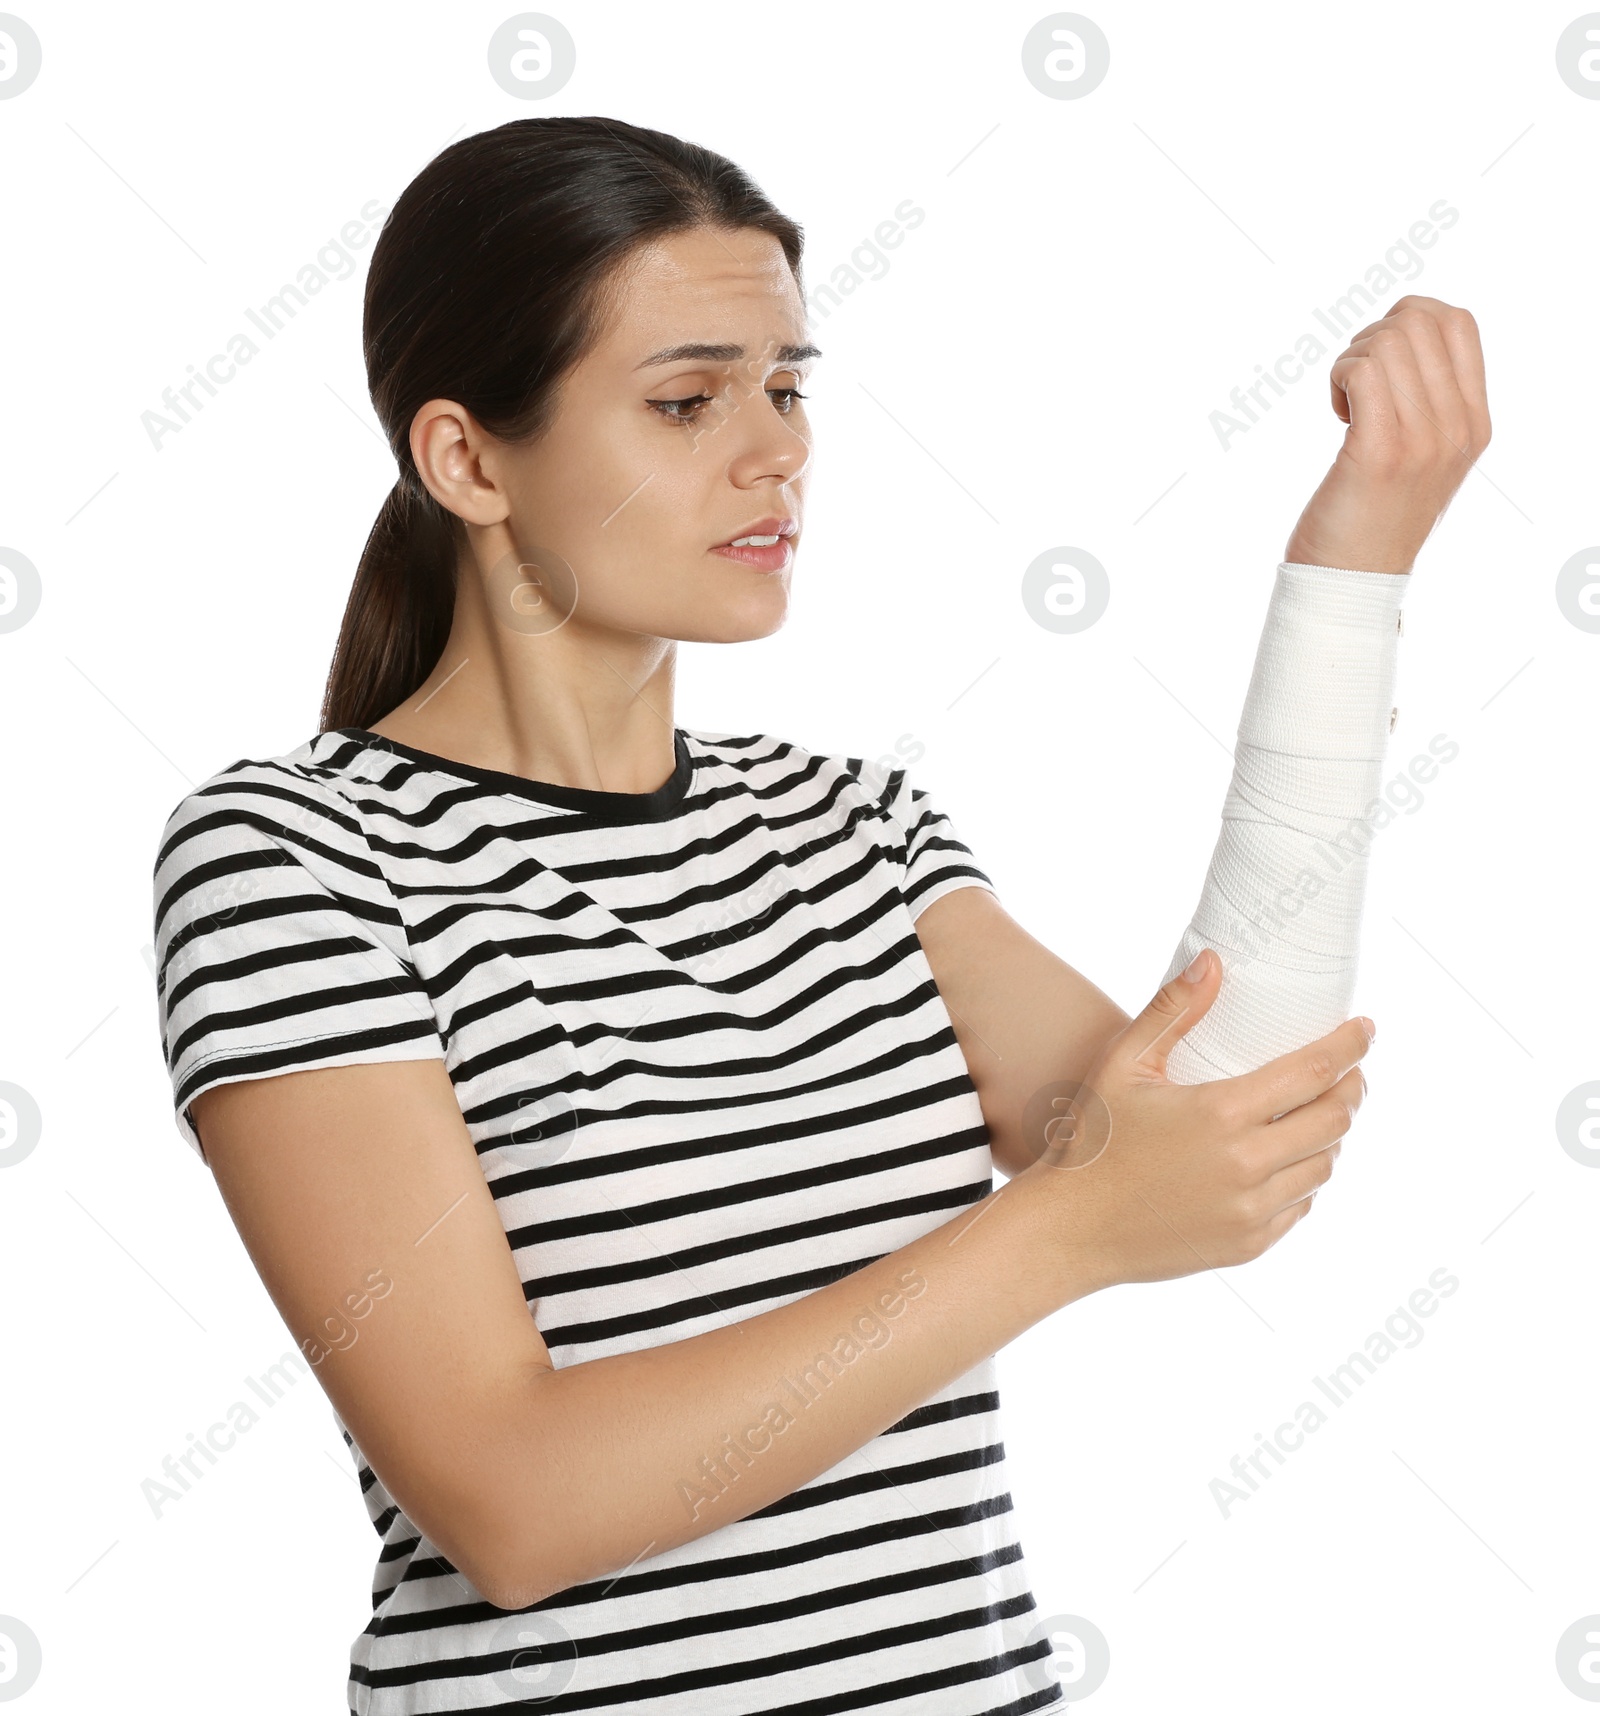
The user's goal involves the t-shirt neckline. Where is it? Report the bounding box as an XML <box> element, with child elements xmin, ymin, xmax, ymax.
<box><xmin>332</xmin><ymin>725</ymin><xmax>696</xmax><ymax>823</ymax></box>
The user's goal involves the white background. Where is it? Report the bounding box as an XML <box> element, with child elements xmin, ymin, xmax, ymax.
<box><xmin>1</xmin><ymin>1</ymin><xmax>1595</xmax><ymax>1710</ymax></box>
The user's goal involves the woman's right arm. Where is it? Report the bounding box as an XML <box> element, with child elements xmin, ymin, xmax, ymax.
<box><xmin>192</xmin><ymin>960</ymin><xmax>1368</xmax><ymax>1612</ymax></box>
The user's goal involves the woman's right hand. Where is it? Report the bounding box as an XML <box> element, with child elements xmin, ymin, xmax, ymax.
<box><xmin>1014</xmin><ymin>949</ymin><xmax>1373</xmax><ymax>1292</ymax></box>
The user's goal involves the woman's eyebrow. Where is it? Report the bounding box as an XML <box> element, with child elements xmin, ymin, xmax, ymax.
<box><xmin>633</xmin><ymin>341</ymin><xmax>822</xmax><ymax>370</ymax></box>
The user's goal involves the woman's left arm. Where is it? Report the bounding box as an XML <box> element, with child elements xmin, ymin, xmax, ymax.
<box><xmin>919</xmin><ymin>295</ymin><xmax>1490</xmax><ymax>1179</ymax></box>
<box><xmin>914</xmin><ymin>886</ymin><xmax>1132</xmax><ymax>1178</ymax></box>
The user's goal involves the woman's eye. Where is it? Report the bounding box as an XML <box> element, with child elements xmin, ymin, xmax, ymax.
<box><xmin>647</xmin><ymin>388</ymin><xmax>810</xmax><ymax>426</ymax></box>
<box><xmin>648</xmin><ymin>392</ymin><xmax>715</xmax><ymax>424</ymax></box>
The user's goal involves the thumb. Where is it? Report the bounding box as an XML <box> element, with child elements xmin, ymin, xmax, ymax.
<box><xmin>1108</xmin><ymin>947</ymin><xmax>1222</xmax><ymax>1081</ymax></box>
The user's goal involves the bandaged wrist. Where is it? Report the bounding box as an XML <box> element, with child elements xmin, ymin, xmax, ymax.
<box><xmin>1160</xmin><ymin>561</ymin><xmax>1410</xmax><ymax>1084</ymax></box>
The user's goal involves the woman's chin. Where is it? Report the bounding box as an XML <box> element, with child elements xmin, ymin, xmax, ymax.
<box><xmin>675</xmin><ymin>586</ymin><xmax>791</xmax><ymax>644</ymax></box>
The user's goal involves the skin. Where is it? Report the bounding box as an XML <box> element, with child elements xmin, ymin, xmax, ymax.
<box><xmin>192</xmin><ymin>236</ymin><xmax>1489</xmax><ymax>1609</ymax></box>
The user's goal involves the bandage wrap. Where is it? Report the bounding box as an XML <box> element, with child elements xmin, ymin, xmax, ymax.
<box><xmin>1160</xmin><ymin>562</ymin><xmax>1409</xmax><ymax>1083</ymax></box>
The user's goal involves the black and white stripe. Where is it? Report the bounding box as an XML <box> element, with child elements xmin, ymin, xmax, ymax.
<box><xmin>151</xmin><ymin>725</ymin><xmax>1067</xmax><ymax>1715</ymax></box>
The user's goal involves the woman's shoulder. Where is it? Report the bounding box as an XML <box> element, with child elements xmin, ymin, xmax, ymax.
<box><xmin>682</xmin><ymin>724</ymin><xmax>913</xmax><ymax>807</ymax></box>
<box><xmin>152</xmin><ymin>730</ymin><xmax>379</xmax><ymax>880</ymax></box>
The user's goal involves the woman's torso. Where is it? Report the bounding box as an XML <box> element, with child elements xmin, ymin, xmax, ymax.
<box><xmin>155</xmin><ymin>723</ymin><xmax>1068</xmax><ymax>1715</ymax></box>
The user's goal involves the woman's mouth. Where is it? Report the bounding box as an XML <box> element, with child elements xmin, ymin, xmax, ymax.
<box><xmin>710</xmin><ymin>518</ymin><xmax>796</xmax><ymax>572</ymax></box>
<box><xmin>710</xmin><ymin>532</ymin><xmax>793</xmax><ymax>572</ymax></box>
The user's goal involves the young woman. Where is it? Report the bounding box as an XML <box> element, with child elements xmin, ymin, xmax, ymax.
<box><xmin>151</xmin><ymin>117</ymin><xmax>1487</xmax><ymax>1715</ymax></box>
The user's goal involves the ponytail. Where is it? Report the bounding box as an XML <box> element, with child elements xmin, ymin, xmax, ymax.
<box><xmin>318</xmin><ymin>476</ymin><xmax>457</xmax><ymax>734</ymax></box>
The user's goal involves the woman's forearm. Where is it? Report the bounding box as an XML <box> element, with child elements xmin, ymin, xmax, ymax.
<box><xmin>1160</xmin><ymin>560</ymin><xmax>1409</xmax><ymax>1082</ymax></box>
<box><xmin>471</xmin><ymin>1170</ymin><xmax>1090</xmax><ymax>1609</ymax></box>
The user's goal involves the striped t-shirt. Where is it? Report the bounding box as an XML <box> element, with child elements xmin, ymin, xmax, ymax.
<box><xmin>151</xmin><ymin>723</ymin><xmax>1068</xmax><ymax>1716</ymax></box>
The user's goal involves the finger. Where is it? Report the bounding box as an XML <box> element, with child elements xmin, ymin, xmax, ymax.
<box><xmin>1260</xmin><ymin>1138</ymin><xmax>1340</xmax><ymax>1219</ymax></box>
<box><xmin>1437</xmin><ymin>306</ymin><xmax>1490</xmax><ymax>453</ymax></box>
<box><xmin>1346</xmin><ymin>292</ymin><xmax>1452</xmax><ymax>339</ymax></box>
<box><xmin>1331</xmin><ymin>294</ymin><xmax>1453</xmax><ymax>405</ymax></box>
<box><xmin>1334</xmin><ymin>332</ymin><xmax>1435</xmax><ymax>452</ymax></box>
<box><xmin>1387</xmin><ymin>292</ymin><xmax>1460</xmax><ymax>321</ymax></box>
<box><xmin>1387</xmin><ymin>305</ymin><xmax>1475</xmax><ymax>454</ymax></box>
<box><xmin>1223</xmin><ymin>1018</ymin><xmax>1374</xmax><ymax>1125</ymax></box>
<box><xmin>1112</xmin><ymin>948</ymin><xmax>1222</xmax><ymax>1080</ymax></box>
<box><xmin>1329</xmin><ymin>365</ymin><xmax>1353</xmax><ymax>425</ymax></box>
<box><xmin>1256</xmin><ymin>1067</ymin><xmax>1366</xmax><ymax>1168</ymax></box>
<box><xmin>1328</xmin><ymin>347</ymin><xmax>1407</xmax><ymax>449</ymax></box>
<box><xmin>1245</xmin><ymin>1186</ymin><xmax>1318</xmax><ymax>1260</ymax></box>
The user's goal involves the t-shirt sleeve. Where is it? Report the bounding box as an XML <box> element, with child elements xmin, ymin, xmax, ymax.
<box><xmin>151</xmin><ymin>767</ymin><xmax>446</xmax><ymax>1166</ymax></box>
<box><xmin>875</xmin><ymin>762</ymin><xmax>999</xmax><ymax>922</ymax></box>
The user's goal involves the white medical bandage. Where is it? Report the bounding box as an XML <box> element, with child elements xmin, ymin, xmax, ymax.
<box><xmin>1160</xmin><ymin>561</ymin><xmax>1410</xmax><ymax>1084</ymax></box>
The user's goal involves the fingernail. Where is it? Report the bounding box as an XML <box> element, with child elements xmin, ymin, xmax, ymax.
<box><xmin>1360</xmin><ymin>1017</ymin><xmax>1376</xmax><ymax>1042</ymax></box>
<box><xmin>1182</xmin><ymin>950</ymin><xmax>1209</xmax><ymax>984</ymax></box>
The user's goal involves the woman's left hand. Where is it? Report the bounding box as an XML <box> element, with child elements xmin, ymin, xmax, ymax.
<box><xmin>1283</xmin><ymin>294</ymin><xmax>1491</xmax><ymax>575</ymax></box>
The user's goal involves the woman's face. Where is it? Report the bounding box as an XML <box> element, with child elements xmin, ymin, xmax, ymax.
<box><xmin>450</xmin><ymin>224</ymin><xmax>816</xmax><ymax>647</ymax></box>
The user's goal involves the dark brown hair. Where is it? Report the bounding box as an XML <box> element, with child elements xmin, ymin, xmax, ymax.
<box><xmin>319</xmin><ymin>116</ymin><xmax>806</xmax><ymax>734</ymax></box>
